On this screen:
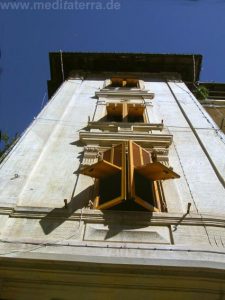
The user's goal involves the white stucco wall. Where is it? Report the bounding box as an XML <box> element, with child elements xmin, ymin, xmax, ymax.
<box><xmin>0</xmin><ymin>75</ymin><xmax>225</xmax><ymax>268</ymax></box>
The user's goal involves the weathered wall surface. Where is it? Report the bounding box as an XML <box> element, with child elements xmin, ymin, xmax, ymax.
<box><xmin>0</xmin><ymin>76</ymin><xmax>225</xmax><ymax>297</ymax></box>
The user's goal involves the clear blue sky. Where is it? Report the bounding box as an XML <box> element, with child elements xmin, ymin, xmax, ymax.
<box><xmin>0</xmin><ymin>0</ymin><xmax>225</xmax><ymax>136</ymax></box>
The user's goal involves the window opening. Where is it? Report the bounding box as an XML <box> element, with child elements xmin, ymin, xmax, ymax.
<box><xmin>108</xmin><ymin>78</ymin><xmax>140</xmax><ymax>88</ymax></box>
<box><xmin>106</xmin><ymin>103</ymin><xmax>146</xmax><ymax>123</ymax></box>
<box><xmin>80</xmin><ymin>141</ymin><xmax>180</xmax><ymax>212</ymax></box>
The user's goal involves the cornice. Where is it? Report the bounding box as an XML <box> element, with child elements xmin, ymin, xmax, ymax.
<box><xmin>87</xmin><ymin>121</ymin><xmax>164</xmax><ymax>132</ymax></box>
<box><xmin>2</xmin><ymin>207</ymin><xmax>225</xmax><ymax>228</ymax></box>
<box><xmin>96</xmin><ymin>89</ymin><xmax>154</xmax><ymax>99</ymax></box>
<box><xmin>79</xmin><ymin>132</ymin><xmax>173</xmax><ymax>147</ymax></box>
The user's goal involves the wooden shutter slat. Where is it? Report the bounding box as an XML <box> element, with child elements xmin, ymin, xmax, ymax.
<box><xmin>153</xmin><ymin>181</ymin><xmax>162</xmax><ymax>211</ymax></box>
<box><xmin>80</xmin><ymin>160</ymin><xmax>121</xmax><ymax>179</ymax></box>
<box><xmin>142</xmin><ymin>148</ymin><xmax>152</xmax><ymax>165</ymax></box>
<box><xmin>132</xmin><ymin>142</ymin><xmax>142</xmax><ymax>167</ymax></box>
<box><xmin>96</xmin><ymin>142</ymin><xmax>126</xmax><ymax>209</ymax></box>
<box><xmin>135</xmin><ymin>196</ymin><xmax>159</xmax><ymax>212</ymax></box>
<box><xmin>97</xmin><ymin>196</ymin><xmax>124</xmax><ymax>210</ymax></box>
<box><xmin>128</xmin><ymin>140</ymin><xmax>173</xmax><ymax>212</ymax></box>
<box><xmin>136</xmin><ymin>162</ymin><xmax>180</xmax><ymax>181</ymax></box>
<box><xmin>102</xmin><ymin>148</ymin><xmax>111</xmax><ymax>163</ymax></box>
<box><xmin>113</xmin><ymin>144</ymin><xmax>123</xmax><ymax>167</ymax></box>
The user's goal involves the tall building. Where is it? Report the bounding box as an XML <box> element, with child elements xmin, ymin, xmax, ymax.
<box><xmin>0</xmin><ymin>53</ymin><xmax>225</xmax><ymax>300</ymax></box>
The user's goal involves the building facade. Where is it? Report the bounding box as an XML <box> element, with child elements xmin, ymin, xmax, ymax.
<box><xmin>0</xmin><ymin>53</ymin><xmax>225</xmax><ymax>299</ymax></box>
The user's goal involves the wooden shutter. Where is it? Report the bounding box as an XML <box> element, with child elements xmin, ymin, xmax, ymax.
<box><xmin>128</xmin><ymin>141</ymin><xmax>152</xmax><ymax>195</ymax></box>
<box><xmin>127</xmin><ymin>104</ymin><xmax>145</xmax><ymax>118</ymax></box>
<box><xmin>128</xmin><ymin>141</ymin><xmax>180</xmax><ymax>212</ymax></box>
<box><xmin>80</xmin><ymin>141</ymin><xmax>180</xmax><ymax>212</ymax></box>
<box><xmin>111</xmin><ymin>78</ymin><xmax>123</xmax><ymax>87</ymax></box>
<box><xmin>126</xmin><ymin>79</ymin><xmax>139</xmax><ymax>88</ymax></box>
<box><xmin>80</xmin><ymin>143</ymin><xmax>126</xmax><ymax>210</ymax></box>
<box><xmin>128</xmin><ymin>141</ymin><xmax>158</xmax><ymax>212</ymax></box>
<box><xmin>136</xmin><ymin>162</ymin><xmax>180</xmax><ymax>181</ymax></box>
<box><xmin>106</xmin><ymin>103</ymin><xmax>123</xmax><ymax>121</ymax></box>
<box><xmin>79</xmin><ymin>160</ymin><xmax>121</xmax><ymax>179</ymax></box>
<box><xmin>127</xmin><ymin>104</ymin><xmax>145</xmax><ymax>122</ymax></box>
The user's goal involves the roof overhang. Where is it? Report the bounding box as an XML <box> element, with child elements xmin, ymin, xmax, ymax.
<box><xmin>48</xmin><ymin>52</ymin><xmax>202</xmax><ymax>97</ymax></box>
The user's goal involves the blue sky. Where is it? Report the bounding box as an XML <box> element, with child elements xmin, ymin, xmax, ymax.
<box><xmin>0</xmin><ymin>0</ymin><xmax>225</xmax><ymax>136</ymax></box>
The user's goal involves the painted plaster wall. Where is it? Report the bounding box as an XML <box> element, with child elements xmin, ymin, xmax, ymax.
<box><xmin>0</xmin><ymin>76</ymin><xmax>225</xmax><ymax>266</ymax></box>
<box><xmin>0</xmin><ymin>79</ymin><xmax>102</xmax><ymax>208</ymax></box>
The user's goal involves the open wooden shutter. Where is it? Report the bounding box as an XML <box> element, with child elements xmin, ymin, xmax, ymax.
<box><xmin>79</xmin><ymin>160</ymin><xmax>121</xmax><ymax>179</ymax></box>
<box><xmin>80</xmin><ymin>143</ymin><xmax>126</xmax><ymax>210</ymax></box>
<box><xmin>127</xmin><ymin>104</ymin><xmax>145</xmax><ymax>118</ymax></box>
<box><xmin>106</xmin><ymin>103</ymin><xmax>123</xmax><ymax>121</ymax></box>
<box><xmin>126</xmin><ymin>79</ymin><xmax>139</xmax><ymax>88</ymax></box>
<box><xmin>128</xmin><ymin>141</ymin><xmax>180</xmax><ymax>212</ymax></box>
<box><xmin>128</xmin><ymin>141</ymin><xmax>158</xmax><ymax>212</ymax></box>
<box><xmin>136</xmin><ymin>162</ymin><xmax>180</xmax><ymax>181</ymax></box>
<box><xmin>80</xmin><ymin>141</ymin><xmax>179</xmax><ymax>212</ymax></box>
<box><xmin>111</xmin><ymin>78</ymin><xmax>123</xmax><ymax>87</ymax></box>
<box><xmin>127</xmin><ymin>104</ymin><xmax>145</xmax><ymax>122</ymax></box>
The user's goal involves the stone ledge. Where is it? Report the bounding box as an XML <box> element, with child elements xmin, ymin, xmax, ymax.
<box><xmin>79</xmin><ymin>131</ymin><xmax>173</xmax><ymax>147</ymax></box>
<box><xmin>1</xmin><ymin>207</ymin><xmax>225</xmax><ymax>228</ymax></box>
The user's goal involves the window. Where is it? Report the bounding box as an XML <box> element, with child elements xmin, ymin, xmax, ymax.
<box><xmin>80</xmin><ymin>141</ymin><xmax>180</xmax><ymax>212</ymax></box>
<box><xmin>107</xmin><ymin>78</ymin><xmax>140</xmax><ymax>89</ymax></box>
<box><xmin>106</xmin><ymin>103</ymin><xmax>123</xmax><ymax>122</ymax></box>
<box><xmin>106</xmin><ymin>103</ymin><xmax>146</xmax><ymax>123</ymax></box>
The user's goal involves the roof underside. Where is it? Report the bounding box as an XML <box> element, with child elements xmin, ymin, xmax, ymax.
<box><xmin>48</xmin><ymin>52</ymin><xmax>202</xmax><ymax>98</ymax></box>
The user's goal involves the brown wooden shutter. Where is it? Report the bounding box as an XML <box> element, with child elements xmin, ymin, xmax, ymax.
<box><xmin>80</xmin><ymin>143</ymin><xmax>126</xmax><ymax>210</ymax></box>
<box><xmin>127</xmin><ymin>104</ymin><xmax>145</xmax><ymax>122</ymax></box>
<box><xmin>126</xmin><ymin>79</ymin><xmax>139</xmax><ymax>88</ymax></box>
<box><xmin>128</xmin><ymin>141</ymin><xmax>179</xmax><ymax>211</ymax></box>
<box><xmin>127</xmin><ymin>104</ymin><xmax>145</xmax><ymax>118</ymax></box>
<box><xmin>79</xmin><ymin>160</ymin><xmax>121</xmax><ymax>179</ymax></box>
<box><xmin>102</xmin><ymin>144</ymin><xmax>123</xmax><ymax>168</ymax></box>
<box><xmin>106</xmin><ymin>103</ymin><xmax>123</xmax><ymax>121</ymax></box>
<box><xmin>128</xmin><ymin>141</ymin><xmax>152</xmax><ymax>194</ymax></box>
<box><xmin>111</xmin><ymin>78</ymin><xmax>124</xmax><ymax>87</ymax></box>
<box><xmin>128</xmin><ymin>141</ymin><xmax>158</xmax><ymax>212</ymax></box>
<box><xmin>80</xmin><ymin>141</ymin><xmax>179</xmax><ymax>212</ymax></box>
<box><xmin>136</xmin><ymin>162</ymin><xmax>180</xmax><ymax>181</ymax></box>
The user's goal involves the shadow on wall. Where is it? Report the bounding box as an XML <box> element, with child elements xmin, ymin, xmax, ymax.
<box><xmin>39</xmin><ymin>148</ymin><xmax>90</xmax><ymax>235</ymax></box>
<box><xmin>39</xmin><ymin>185</ymin><xmax>92</xmax><ymax>235</ymax></box>
<box><xmin>39</xmin><ymin>145</ymin><xmax>154</xmax><ymax>238</ymax></box>
<box><xmin>97</xmin><ymin>209</ymin><xmax>153</xmax><ymax>240</ymax></box>
<box><xmin>39</xmin><ymin>189</ymin><xmax>154</xmax><ymax>239</ymax></box>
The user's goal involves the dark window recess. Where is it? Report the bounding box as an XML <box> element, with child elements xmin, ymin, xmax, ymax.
<box><xmin>106</xmin><ymin>103</ymin><xmax>146</xmax><ymax>123</ymax></box>
<box><xmin>107</xmin><ymin>115</ymin><xmax>123</xmax><ymax>122</ymax></box>
<box><xmin>127</xmin><ymin>115</ymin><xmax>144</xmax><ymax>123</ymax></box>
<box><xmin>134</xmin><ymin>172</ymin><xmax>155</xmax><ymax>208</ymax></box>
<box><xmin>99</xmin><ymin>173</ymin><xmax>122</xmax><ymax>205</ymax></box>
<box><xmin>127</xmin><ymin>104</ymin><xmax>145</xmax><ymax>123</ymax></box>
<box><xmin>108</xmin><ymin>78</ymin><xmax>139</xmax><ymax>88</ymax></box>
<box><xmin>106</xmin><ymin>103</ymin><xmax>123</xmax><ymax>122</ymax></box>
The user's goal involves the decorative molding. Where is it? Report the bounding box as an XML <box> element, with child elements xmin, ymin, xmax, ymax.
<box><xmin>87</xmin><ymin>121</ymin><xmax>164</xmax><ymax>133</ymax></box>
<box><xmin>1</xmin><ymin>254</ymin><xmax>225</xmax><ymax>298</ymax></box>
<box><xmin>96</xmin><ymin>90</ymin><xmax>154</xmax><ymax>99</ymax></box>
<box><xmin>79</xmin><ymin>131</ymin><xmax>173</xmax><ymax>148</ymax></box>
<box><xmin>3</xmin><ymin>207</ymin><xmax>225</xmax><ymax>228</ymax></box>
<box><xmin>82</xmin><ymin>146</ymin><xmax>99</xmax><ymax>165</ymax></box>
